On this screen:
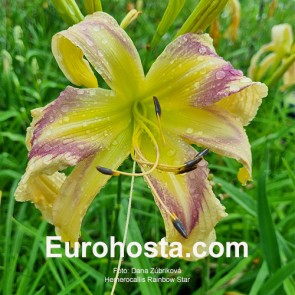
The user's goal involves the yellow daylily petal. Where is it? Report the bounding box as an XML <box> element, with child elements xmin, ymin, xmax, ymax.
<box><xmin>15</xmin><ymin>87</ymin><xmax>131</xmax><ymax>217</ymax></box>
<box><xmin>30</xmin><ymin>86</ymin><xmax>131</xmax><ymax>169</ymax></box>
<box><xmin>248</xmin><ymin>43</ymin><xmax>275</xmax><ymax>80</ymax></box>
<box><xmin>138</xmin><ymin>132</ymin><xmax>226</xmax><ymax>261</ymax></box>
<box><xmin>52</xmin><ymin>12</ymin><xmax>144</xmax><ymax>96</ymax></box>
<box><xmin>161</xmin><ymin>105</ymin><xmax>252</xmax><ymax>183</ymax></box>
<box><xmin>271</xmin><ymin>24</ymin><xmax>293</xmax><ymax>56</ymax></box>
<box><xmin>255</xmin><ymin>52</ymin><xmax>277</xmax><ymax>81</ymax></box>
<box><xmin>281</xmin><ymin>60</ymin><xmax>295</xmax><ymax>90</ymax></box>
<box><xmin>238</xmin><ymin>166</ymin><xmax>251</xmax><ymax>186</ymax></box>
<box><xmin>15</xmin><ymin>172</ymin><xmax>66</xmax><ymax>223</ymax></box>
<box><xmin>52</xmin><ymin>36</ymin><xmax>98</xmax><ymax>88</ymax></box>
<box><xmin>215</xmin><ymin>81</ymin><xmax>268</xmax><ymax>125</ymax></box>
<box><xmin>144</xmin><ymin>33</ymin><xmax>267</xmax><ymax>125</ymax></box>
<box><xmin>53</xmin><ymin>127</ymin><xmax>132</xmax><ymax>245</ymax></box>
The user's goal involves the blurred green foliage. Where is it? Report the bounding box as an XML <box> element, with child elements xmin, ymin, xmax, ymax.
<box><xmin>1</xmin><ymin>0</ymin><xmax>294</xmax><ymax>294</ymax></box>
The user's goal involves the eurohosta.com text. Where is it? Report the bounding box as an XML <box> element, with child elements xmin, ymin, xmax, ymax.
<box><xmin>46</xmin><ymin>236</ymin><xmax>248</xmax><ymax>259</ymax></box>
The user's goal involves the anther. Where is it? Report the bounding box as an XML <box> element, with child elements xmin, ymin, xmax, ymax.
<box><xmin>171</xmin><ymin>215</ymin><xmax>188</xmax><ymax>239</ymax></box>
<box><xmin>176</xmin><ymin>148</ymin><xmax>209</xmax><ymax>175</ymax></box>
<box><xmin>153</xmin><ymin>96</ymin><xmax>162</xmax><ymax>117</ymax></box>
<box><xmin>184</xmin><ymin>148</ymin><xmax>209</xmax><ymax>167</ymax></box>
<box><xmin>153</xmin><ymin>96</ymin><xmax>166</xmax><ymax>144</ymax></box>
<box><xmin>97</xmin><ymin>166</ymin><xmax>120</xmax><ymax>176</ymax></box>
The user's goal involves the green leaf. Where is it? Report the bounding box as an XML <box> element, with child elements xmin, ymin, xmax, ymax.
<box><xmin>83</xmin><ymin>0</ymin><xmax>103</xmax><ymax>14</ymax></box>
<box><xmin>249</xmin><ymin>262</ymin><xmax>269</xmax><ymax>295</ymax></box>
<box><xmin>0</xmin><ymin>132</ymin><xmax>25</xmax><ymax>144</ymax></box>
<box><xmin>260</xmin><ymin>259</ymin><xmax>295</xmax><ymax>294</ymax></box>
<box><xmin>151</xmin><ymin>0</ymin><xmax>185</xmax><ymax>48</ymax></box>
<box><xmin>214</xmin><ymin>177</ymin><xmax>257</xmax><ymax>217</ymax></box>
<box><xmin>282</xmin><ymin>158</ymin><xmax>295</xmax><ymax>188</ymax></box>
<box><xmin>176</xmin><ymin>0</ymin><xmax>228</xmax><ymax>37</ymax></box>
<box><xmin>51</xmin><ymin>0</ymin><xmax>84</xmax><ymax>25</ymax></box>
<box><xmin>257</xmin><ymin>148</ymin><xmax>281</xmax><ymax>275</ymax></box>
<box><xmin>209</xmin><ymin>256</ymin><xmax>253</xmax><ymax>292</ymax></box>
<box><xmin>0</xmin><ymin>110</ymin><xmax>19</xmax><ymax>122</ymax></box>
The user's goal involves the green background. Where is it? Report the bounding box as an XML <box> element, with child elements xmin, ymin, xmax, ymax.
<box><xmin>1</xmin><ymin>0</ymin><xmax>294</xmax><ymax>294</ymax></box>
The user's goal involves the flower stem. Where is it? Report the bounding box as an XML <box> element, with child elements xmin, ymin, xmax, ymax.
<box><xmin>111</xmin><ymin>161</ymin><xmax>136</xmax><ymax>295</ymax></box>
<box><xmin>265</xmin><ymin>53</ymin><xmax>295</xmax><ymax>87</ymax></box>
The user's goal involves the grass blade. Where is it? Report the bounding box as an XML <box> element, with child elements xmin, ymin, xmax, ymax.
<box><xmin>249</xmin><ymin>262</ymin><xmax>268</xmax><ymax>295</ymax></box>
<box><xmin>260</xmin><ymin>259</ymin><xmax>295</xmax><ymax>294</ymax></box>
<box><xmin>214</xmin><ymin>177</ymin><xmax>257</xmax><ymax>217</ymax></box>
<box><xmin>257</xmin><ymin>148</ymin><xmax>281</xmax><ymax>274</ymax></box>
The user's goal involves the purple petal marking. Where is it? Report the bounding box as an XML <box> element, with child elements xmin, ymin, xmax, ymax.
<box><xmin>29</xmin><ymin>86</ymin><xmax>111</xmax><ymax>164</ymax></box>
<box><xmin>193</xmin><ymin>64</ymin><xmax>249</xmax><ymax>107</ymax></box>
<box><xmin>29</xmin><ymin>138</ymin><xmax>99</xmax><ymax>162</ymax></box>
<box><xmin>148</xmin><ymin>159</ymin><xmax>209</xmax><ymax>235</ymax></box>
<box><xmin>149</xmin><ymin>176</ymin><xmax>187</xmax><ymax>229</ymax></box>
<box><xmin>77</xmin><ymin>18</ymin><xmax>136</xmax><ymax>58</ymax></box>
<box><xmin>31</xmin><ymin>87</ymin><xmax>79</xmax><ymax>146</ymax></box>
<box><xmin>169</xmin><ymin>33</ymin><xmax>218</xmax><ymax>58</ymax></box>
<box><xmin>185</xmin><ymin>160</ymin><xmax>208</xmax><ymax>232</ymax></box>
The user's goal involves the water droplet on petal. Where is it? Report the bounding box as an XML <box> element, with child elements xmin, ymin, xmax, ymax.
<box><xmin>240</xmin><ymin>77</ymin><xmax>252</xmax><ymax>83</ymax></box>
<box><xmin>89</xmin><ymin>89</ymin><xmax>96</xmax><ymax>96</ymax></box>
<box><xmin>77</xmin><ymin>89</ymin><xmax>85</xmax><ymax>95</ymax></box>
<box><xmin>63</xmin><ymin>138</ymin><xmax>71</xmax><ymax>144</ymax></box>
<box><xmin>61</xmin><ymin>105</ymin><xmax>69</xmax><ymax>112</ymax></box>
<box><xmin>216</xmin><ymin>70</ymin><xmax>226</xmax><ymax>80</ymax></box>
<box><xmin>186</xmin><ymin>128</ymin><xmax>194</xmax><ymax>134</ymax></box>
<box><xmin>112</xmin><ymin>140</ymin><xmax>118</xmax><ymax>145</ymax></box>
<box><xmin>197</xmin><ymin>131</ymin><xmax>203</xmax><ymax>136</ymax></box>
<box><xmin>43</xmin><ymin>154</ymin><xmax>53</xmax><ymax>164</ymax></box>
<box><xmin>167</xmin><ymin>149</ymin><xmax>176</xmax><ymax>157</ymax></box>
<box><xmin>44</xmin><ymin>144</ymin><xmax>52</xmax><ymax>152</ymax></box>
<box><xmin>194</xmin><ymin>81</ymin><xmax>200</xmax><ymax>88</ymax></box>
<box><xmin>78</xmin><ymin>144</ymin><xmax>85</xmax><ymax>150</ymax></box>
<box><xmin>229</xmin><ymin>84</ymin><xmax>240</xmax><ymax>92</ymax></box>
<box><xmin>86</xmin><ymin>39</ymin><xmax>94</xmax><ymax>46</ymax></box>
<box><xmin>63</xmin><ymin>116</ymin><xmax>70</xmax><ymax>122</ymax></box>
<box><xmin>198</xmin><ymin>46</ymin><xmax>207</xmax><ymax>54</ymax></box>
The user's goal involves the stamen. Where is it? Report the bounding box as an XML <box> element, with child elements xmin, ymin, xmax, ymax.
<box><xmin>153</xmin><ymin>96</ymin><xmax>166</xmax><ymax>144</ymax></box>
<box><xmin>176</xmin><ymin>148</ymin><xmax>210</xmax><ymax>174</ymax></box>
<box><xmin>96</xmin><ymin>166</ymin><xmax>120</xmax><ymax>176</ymax></box>
<box><xmin>133</xmin><ymin>148</ymin><xmax>210</xmax><ymax>174</ymax></box>
<box><xmin>153</xmin><ymin>96</ymin><xmax>161</xmax><ymax>117</ymax></box>
<box><xmin>171</xmin><ymin>214</ymin><xmax>188</xmax><ymax>239</ymax></box>
<box><xmin>184</xmin><ymin>148</ymin><xmax>209</xmax><ymax>167</ymax></box>
<box><xmin>97</xmin><ymin>117</ymin><xmax>160</xmax><ymax>177</ymax></box>
<box><xmin>143</xmin><ymin>174</ymin><xmax>188</xmax><ymax>239</ymax></box>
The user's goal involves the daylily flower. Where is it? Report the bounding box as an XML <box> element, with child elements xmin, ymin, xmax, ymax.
<box><xmin>15</xmin><ymin>12</ymin><xmax>267</xmax><ymax>260</ymax></box>
<box><xmin>248</xmin><ymin>23</ymin><xmax>295</xmax><ymax>89</ymax></box>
